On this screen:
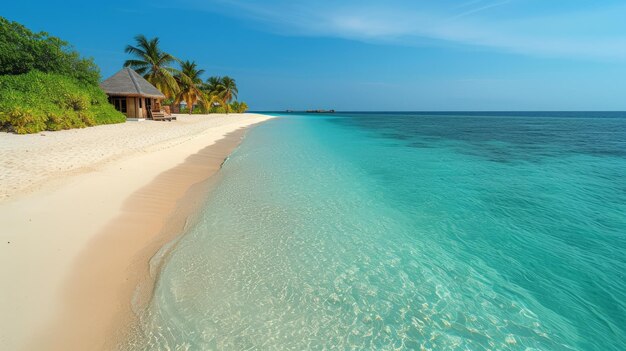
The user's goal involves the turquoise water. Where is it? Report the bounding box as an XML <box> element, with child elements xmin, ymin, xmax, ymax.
<box><xmin>127</xmin><ymin>112</ymin><xmax>626</xmax><ymax>350</ymax></box>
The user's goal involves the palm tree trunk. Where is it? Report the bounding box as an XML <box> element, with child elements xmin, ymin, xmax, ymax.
<box><xmin>187</xmin><ymin>98</ymin><xmax>193</xmax><ymax>114</ymax></box>
<box><xmin>224</xmin><ymin>92</ymin><xmax>230</xmax><ymax>114</ymax></box>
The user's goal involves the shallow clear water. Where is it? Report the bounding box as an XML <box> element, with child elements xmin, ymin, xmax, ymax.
<box><xmin>127</xmin><ymin>112</ymin><xmax>626</xmax><ymax>350</ymax></box>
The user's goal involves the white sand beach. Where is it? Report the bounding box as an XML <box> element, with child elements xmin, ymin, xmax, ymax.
<box><xmin>0</xmin><ymin>113</ymin><xmax>273</xmax><ymax>350</ymax></box>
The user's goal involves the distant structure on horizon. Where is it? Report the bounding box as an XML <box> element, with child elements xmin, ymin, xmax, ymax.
<box><xmin>306</xmin><ymin>109</ymin><xmax>335</xmax><ymax>114</ymax></box>
<box><xmin>284</xmin><ymin>109</ymin><xmax>336</xmax><ymax>114</ymax></box>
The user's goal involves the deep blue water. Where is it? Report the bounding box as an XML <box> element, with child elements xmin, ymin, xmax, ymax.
<box><xmin>127</xmin><ymin>112</ymin><xmax>626</xmax><ymax>350</ymax></box>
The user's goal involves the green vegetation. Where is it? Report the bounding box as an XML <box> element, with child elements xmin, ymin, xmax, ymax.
<box><xmin>218</xmin><ymin>76</ymin><xmax>239</xmax><ymax>113</ymax></box>
<box><xmin>0</xmin><ymin>17</ymin><xmax>99</xmax><ymax>85</ymax></box>
<box><xmin>0</xmin><ymin>17</ymin><xmax>250</xmax><ymax>134</ymax></box>
<box><xmin>175</xmin><ymin>61</ymin><xmax>212</xmax><ymax>113</ymax></box>
<box><xmin>124</xmin><ymin>35</ymin><xmax>249</xmax><ymax>114</ymax></box>
<box><xmin>180</xmin><ymin>101</ymin><xmax>248</xmax><ymax>114</ymax></box>
<box><xmin>229</xmin><ymin>101</ymin><xmax>249</xmax><ymax>113</ymax></box>
<box><xmin>0</xmin><ymin>16</ymin><xmax>124</xmax><ymax>134</ymax></box>
<box><xmin>205</xmin><ymin>76</ymin><xmax>240</xmax><ymax>113</ymax></box>
<box><xmin>0</xmin><ymin>71</ymin><xmax>125</xmax><ymax>134</ymax></box>
<box><xmin>124</xmin><ymin>35</ymin><xmax>180</xmax><ymax>98</ymax></box>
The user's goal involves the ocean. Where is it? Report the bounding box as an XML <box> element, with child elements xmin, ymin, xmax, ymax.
<box><xmin>126</xmin><ymin>112</ymin><xmax>626</xmax><ymax>350</ymax></box>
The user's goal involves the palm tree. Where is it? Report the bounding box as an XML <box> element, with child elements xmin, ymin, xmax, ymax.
<box><xmin>219</xmin><ymin>76</ymin><xmax>238</xmax><ymax>113</ymax></box>
<box><xmin>199</xmin><ymin>76</ymin><xmax>239</xmax><ymax>113</ymax></box>
<box><xmin>202</xmin><ymin>76</ymin><xmax>223</xmax><ymax>100</ymax></box>
<box><xmin>175</xmin><ymin>60</ymin><xmax>207</xmax><ymax>114</ymax></box>
<box><xmin>204</xmin><ymin>76</ymin><xmax>223</xmax><ymax>94</ymax></box>
<box><xmin>124</xmin><ymin>35</ymin><xmax>180</xmax><ymax>98</ymax></box>
<box><xmin>200</xmin><ymin>76</ymin><xmax>224</xmax><ymax>111</ymax></box>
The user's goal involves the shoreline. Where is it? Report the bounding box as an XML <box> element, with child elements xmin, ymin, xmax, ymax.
<box><xmin>0</xmin><ymin>113</ymin><xmax>274</xmax><ymax>350</ymax></box>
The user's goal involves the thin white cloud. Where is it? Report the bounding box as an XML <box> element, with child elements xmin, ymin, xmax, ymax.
<box><xmin>183</xmin><ymin>0</ymin><xmax>626</xmax><ymax>60</ymax></box>
<box><xmin>448</xmin><ymin>0</ymin><xmax>513</xmax><ymax>21</ymax></box>
<box><xmin>454</xmin><ymin>0</ymin><xmax>486</xmax><ymax>10</ymax></box>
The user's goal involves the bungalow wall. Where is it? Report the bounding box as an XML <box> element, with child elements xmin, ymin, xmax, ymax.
<box><xmin>126</xmin><ymin>97</ymin><xmax>137</xmax><ymax>118</ymax></box>
<box><xmin>107</xmin><ymin>96</ymin><xmax>160</xmax><ymax>119</ymax></box>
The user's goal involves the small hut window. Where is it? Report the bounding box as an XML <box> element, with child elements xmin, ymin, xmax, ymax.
<box><xmin>139</xmin><ymin>99</ymin><xmax>142</xmax><ymax>108</ymax></box>
<box><xmin>112</xmin><ymin>98</ymin><xmax>127</xmax><ymax>113</ymax></box>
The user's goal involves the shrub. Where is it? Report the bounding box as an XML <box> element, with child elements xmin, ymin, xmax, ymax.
<box><xmin>0</xmin><ymin>71</ymin><xmax>125</xmax><ymax>134</ymax></box>
<box><xmin>229</xmin><ymin>101</ymin><xmax>249</xmax><ymax>113</ymax></box>
<box><xmin>60</xmin><ymin>93</ymin><xmax>89</xmax><ymax>111</ymax></box>
<box><xmin>192</xmin><ymin>108</ymin><xmax>205</xmax><ymax>115</ymax></box>
<box><xmin>0</xmin><ymin>106</ymin><xmax>46</xmax><ymax>134</ymax></box>
<box><xmin>177</xmin><ymin>103</ymin><xmax>212</xmax><ymax>114</ymax></box>
<box><xmin>209</xmin><ymin>105</ymin><xmax>226</xmax><ymax>114</ymax></box>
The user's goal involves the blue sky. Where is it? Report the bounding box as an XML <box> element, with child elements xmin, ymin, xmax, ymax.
<box><xmin>4</xmin><ymin>0</ymin><xmax>626</xmax><ymax>110</ymax></box>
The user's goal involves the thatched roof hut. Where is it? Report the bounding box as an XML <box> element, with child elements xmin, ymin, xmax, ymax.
<box><xmin>100</xmin><ymin>68</ymin><xmax>165</xmax><ymax>119</ymax></box>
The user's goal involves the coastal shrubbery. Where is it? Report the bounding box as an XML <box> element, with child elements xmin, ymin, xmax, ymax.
<box><xmin>0</xmin><ymin>71</ymin><xmax>124</xmax><ymax>133</ymax></box>
<box><xmin>180</xmin><ymin>101</ymin><xmax>249</xmax><ymax>114</ymax></box>
<box><xmin>0</xmin><ymin>16</ymin><xmax>124</xmax><ymax>134</ymax></box>
<box><xmin>229</xmin><ymin>101</ymin><xmax>249</xmax><ymax>114</ymax></box>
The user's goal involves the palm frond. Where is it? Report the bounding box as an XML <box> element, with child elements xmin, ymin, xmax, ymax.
<box><xmin>124</xmin><ymin>59</ymin><xmax>149</xmax><ymax>68</ymax></box>
<box><xmin>134</xmin><ymin>67</ymin><xmax>148</xmax><ymax>75</ymax></box>
<box><xmin>124</xmin><ymin>45</ymin><xmax>146</xmax><ymax>57</ymax></box>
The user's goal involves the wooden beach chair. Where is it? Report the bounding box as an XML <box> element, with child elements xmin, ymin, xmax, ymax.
<box><xmin>149</xmin><ymin>110</ymin><xmax>174</xmax><ymax>122</ymax></box>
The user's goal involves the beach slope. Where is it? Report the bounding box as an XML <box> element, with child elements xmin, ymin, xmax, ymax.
<box><xmin>0</xmin><ymin>113</ymin><xmax>273</xmax><ymax>350</ymax></box>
